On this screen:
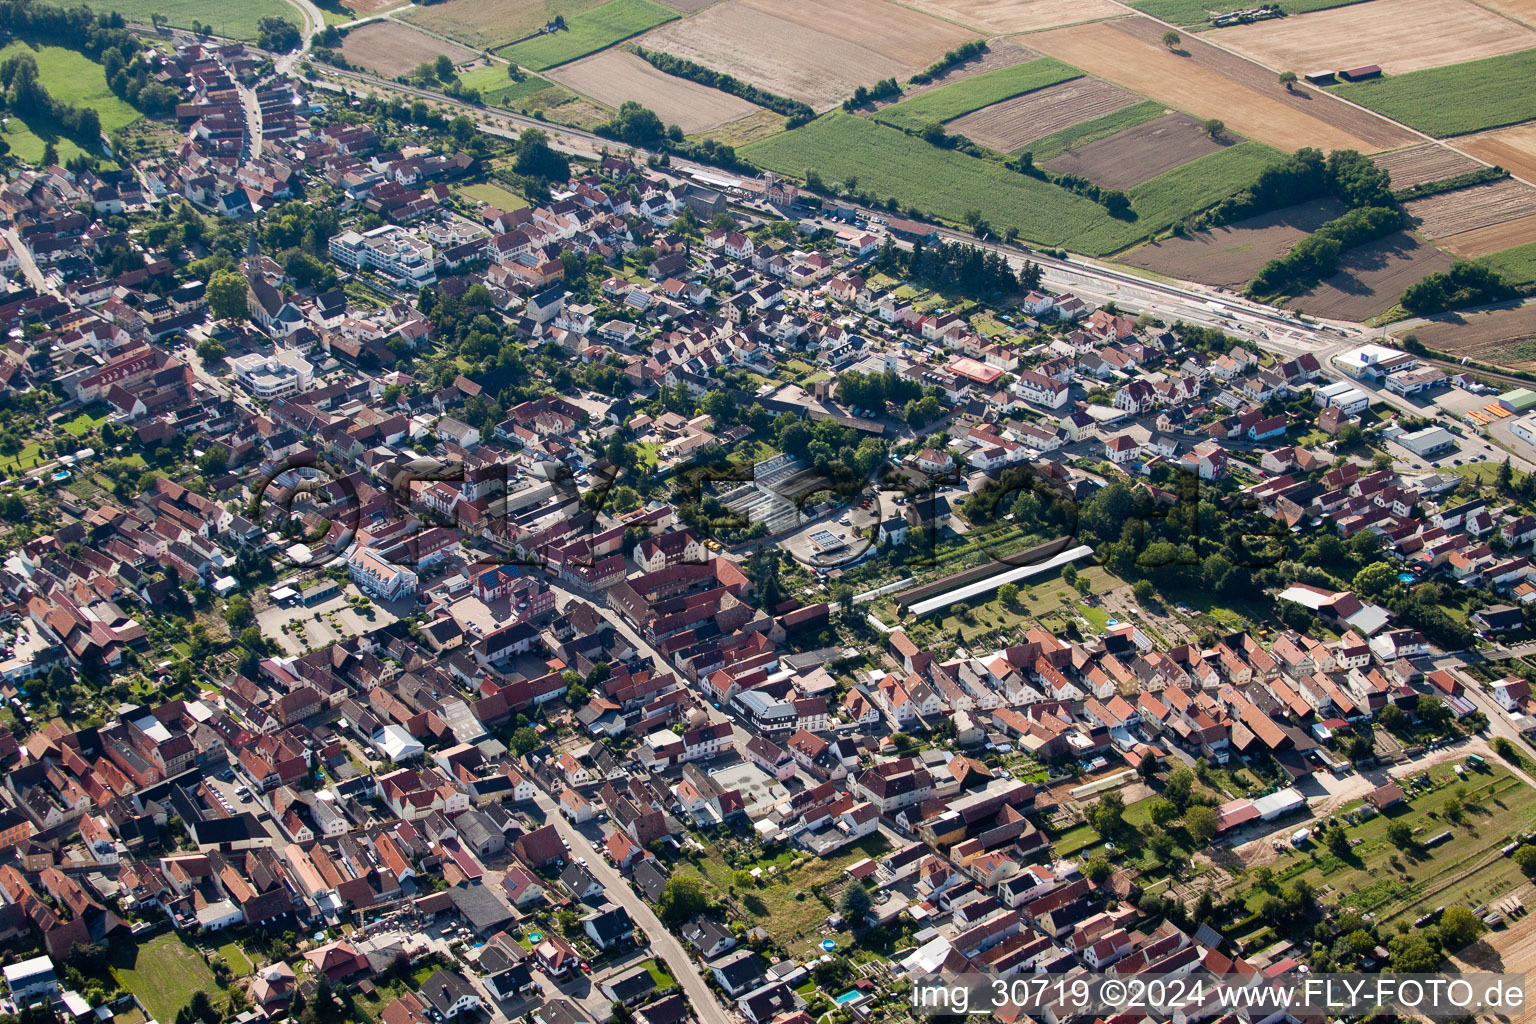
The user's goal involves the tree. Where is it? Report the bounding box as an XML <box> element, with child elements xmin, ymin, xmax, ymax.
<box><xmin>1162</xmin><ymin>30</ymin><xmax>1182</xmax><ymax>49</ymax></box>
<box><xmin>1353</xmin><ymin>560</ymin><xmax>1399</xmax><ymax>600</ymax></box>
<box><xmin>1164</xmin><ymin>766</ymin><xmax>1194</xmax><ymax>809</ymax></box>
<box><xmin>1203</xmin><ymin>118</ymin><xmax>1226</xmax><ymax>139</ymax></box>
<box><xmin>1138</xmin><ymin>750</ymin><xmax>1157</xmax><ymax>784</ymax></box>
<box><xmin>1386</xmin><ymin>820</ymin><xmax>1416</xmax><ymax>850</ymax></box>
<box><xmin>1149</xmin><ymin>797</ymin><xmax>1178</xmax><ymax>827</ymax></box>
<box><xmin>1147</xmin><ymin>830</ymin><xmax>1176</xmax><ymax>864</ymax></box>
<box><xmin>434</xmin><ymin>54</ymin><xmax>455</xmax><ymax>81</ymax></box>
<box><xmin>1132</xmin><ymin>579</ymin><xmax>1155</xmax><ymax>603</ymax></box>
<box><xmin>1094</xmin><ymin>791</ymin><xmax>1126</xmax><ymax>837</ymax></box>
<box><xmin>206</xmin><ymin>268</ymin><xmax>248</xmax><ymax>322</ymax></box>
<box><xmin>256</xmin><ymin>16</ymin><xmax>301</xmax><ymax>52</ymax></box>
<box><xmin>659</xmin><ymin>874</ymin><xmax>709</xmax><ymax>925</ymax></box>
<box><xmin>1387</xmin><ymin>933</ymin><xmax>1441</xmax><ymax>972</ymax></box>
<box><xmin>1184</xmin><ymin>805</ymin><xmax>1219</xmax><ymax>845</ymax></box>
<box><xmin>223</xmin><ymin>595</ymin><xmax>254</xmax><ymax>631</ymax></box>
<box><xmin>1438</xmin><ymin>905</ymin><xmax>1485</xmax><ymax>951</ymax></box>
<box><xmin>1279</xmin><ymin>70</ymin><xmax>1297</xmax><ymax>91</ymax></box>
<box><xmin>1513</xmin><ymin>844</ymin><xmax>1536</xmax><ymax>876</ymax></box>
<box><xmin>510</xmin><ymin>727</ymin><xmax>539</xmax><ymax>755</ymax></box>
<box><xmin>1327</xmin><ymin>826</ymin><xmax>1351</xmax><ymax>859</ymax></box>
<box><xmin>839</xmin><ymin>880</ymin><xmax>872</xmax><ymax>927</ymax></box>
<box><xmin>1085</xmin><ymin>853</ymin><xmax>1112</xmax><ymax>883</ymax></box>
<box><xmin>997</xmin><ymin>583</ymin><xmax>1020</xmax><ymax>606</ymax></box>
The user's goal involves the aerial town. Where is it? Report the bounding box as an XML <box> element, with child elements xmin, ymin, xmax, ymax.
<box><xmin>6</xmin><ymin>0</ymin><xmax>1536</xmax><ymax>1023</ymax></box>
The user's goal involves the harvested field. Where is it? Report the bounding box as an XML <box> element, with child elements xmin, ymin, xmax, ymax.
<box><xmin>894</xmin><ymin>0</ymin><xmax>1123</xmax><ymax>33</ymax></box>
<box><xmin>1479</xmin><ymin>0</ymin><xmax>1536</xmax><ymax>27</ymax></box>
<box><xmin>655</xmin><ymin>0</ymin><xmax>717</xmax><ymax>10</ymax></box>
<box><xmin>1404</xmin><ymin>304</ymin><xmax>1536</xmax><ymax>368</ymax></box>
<box><xmin>401</xmin><ymin>0</ymin><xmax>607</xmax><ymax>50</ymax></box>
<box><xmin>341</xmin><ymin>0</ymin><xmax>397</xmax><ymax>13</ymax></box>
<box><xmin>1207</xmin><ymin>0</ymin><xmax>1536</xmax><ymax>76</ymax></box>
<box><xmin>1371</xmin><ymin>144</ymin><xmax>1483</xmax><ymax>190</ymax></box>
<box><xmin>1461</xmin><ymin>123</ymin><xmax>1536</xmax><ymax>188</ymax></box>
<box><xmin>341</xmin><ymin>22</ymin><xmax>479</xmax><ymax>78</ymax></box>
<box><xmin>690</xmin><ymin>109</ymin><xmax>787</xmax><ymax>146</ymax></box>
<box><xmin>1129</xmin><ymin>0</ymin><xmax>1372</xmax><ymax>28</ymax></box>
<box><xmin>1438</xmin><ymin>214</ymin><xmax>1536</xmax><ymax>259</ymax></box>
<box><xmin>1026</xmin><ymin>100</ymin><xmax>1166</xmax><ymax>160</ymax></box>
<box><xmin>639</xmin><ymin>0</ymin><xmax>979</xmax><ymax>111</ymax></box>
<box><xmin>1120</xmin><ymin>198</ymin><xmax>1345</xmax><ymax>288</ymax></box>
<box><xmin>1283</xmin><ymin>232</ymin><xmax>1455</xmax><ymax>321</ymax></box>
<box><xmin>1025</xmin><ymin>16</ymin><xmax>1416</xmax><ymax>153</ymax></box>
<box><xmin>945</xmin><ymin>77</ymin><xmax>1140</xmax><ymax>153</ymax></box>
<box><xmin>1040</xmin><ymin>112</ymin><xmax>1230</xmax><ymax>189</ymax></box>
<box><xmin>1404</xmin><ymin>179</ymin><xmax>1536</xmax><ymax>239</ymax></box>
<box><xmin>546</xmin><ymin>49</ymin><xmax>758</xmax><ymax>132</ymax></box>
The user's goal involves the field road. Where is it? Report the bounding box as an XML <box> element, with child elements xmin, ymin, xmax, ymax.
<box><xmin>528</xmin><ymin>786</ymin><xmax>731</xmax><ymax>1024</ymax></box>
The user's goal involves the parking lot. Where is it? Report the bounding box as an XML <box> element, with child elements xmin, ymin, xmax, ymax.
<box><xmin>255</xmin><ymin>584</ymin><xmax>400</xmax><ymax>656</ymax></box>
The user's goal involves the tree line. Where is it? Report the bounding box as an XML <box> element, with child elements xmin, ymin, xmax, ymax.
<box><xmin>631</xmin><ymin>46</ymin><xmax>814</xmax><ymax>127</ymax></box>
<box><xmin>1247</xmin><ymin>204</ymin><xmax>1405</xmax><ymax>296</ymax></box>
<box><xmin>868</xmin><ymin>235</ymin><xmax>1032</xmax><ymax>298</ymax></box>
<box><xmin>0</xmin><ymin>2</ymin><xmax>177</xmax><ymax>120</ymax></box>
<box><xmin>910</xmin><ymin>40</ymin><xmax>987</xmax><ymax>85</ymax></box>
<box><xmin>1195</xmin><ymin>147</ymin><xmax>1393</xmax><ymax>228</ymax></box>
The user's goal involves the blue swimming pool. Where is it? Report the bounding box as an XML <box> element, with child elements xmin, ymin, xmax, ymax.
<box><xmin>834</xmin><ymin>991</ymin><xmax>862</xmax><ymax>1006</ymax></box>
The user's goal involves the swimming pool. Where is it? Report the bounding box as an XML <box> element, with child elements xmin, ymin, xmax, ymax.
<box><xmin>834</xmin><ymin>991</ymin><xmax>862</xmax><ymax>1006</ymax></box>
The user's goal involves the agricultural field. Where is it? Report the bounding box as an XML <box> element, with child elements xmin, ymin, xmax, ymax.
<box><xmin>638</xmin><ymin>0</ymin><xmax>979</xmax><ymax>111</ymax></box>
<box><xmin>1332</xmin><ymin>49</ymin><xmax>1536</xmax><ymax>137</ymax></box>
<box><xmin>546</xmin><ymin>49</ymin><xmax>758</xmax><ymax>132</ymax></box>
<box><xmin>743</xmin><ymin>112</ymin><xmax>1281</xmax><ymax>254</ymax></box>
<box><xmin>1026</xmin><ymin>16</ymin><xmax>1414</xmax><ymax>153</ymax></box>
<box><xmin>1480</xmin><ymin>0</ymin><xmax>1536</xmax><ymax>27</ymax></box>
<box><xmin>500</xmin><ymin>0</ymin><xmax>678</xmax><ymax>71</ymax></box>
<box><xmin>340</xmin><ymin>22</ymin><xmax>478</xmax><ymax>78</ymax></box>
<box><xmin>1460</xmin><ymin>123</ymin><xmax>1536</xmax><ymax>189</ymax></box>
<box><xmin>1207</xmin><ymin>0</ymin><xmax>1536</xmax><ymax>77</ymax></box>
<box><xmin>1435</xmin><ymin>216</ymin><xmax>1536</xmax><ymax>259</ymax></box>
<box><xmin>1126</xmin><ymin>0</ymin><xmax>1372</xmax><ymax>28</ymax></box>
<box><xmin>1040</xmin><ymin>112</ymin><xmax>1231</xmax><ymax>189</ymax></box>
<box><xmin>945</xmin><ymin>77</ymin><xmax>1142</xmax><ymax>154</ymax></box>
<box><xmin>400</xmin><ymin>0</ymin><xmax>607</xmax><ymax>50</ymax></box>
<box><xmin>1283</xmin><ymin>231</ymin><xmax>1456</xmax><ymax>320</ymax></box>
<box><xmin>1371</xmin><ymin>144</ymin><xmax>1484</xmax><ymax>190</ymax></box>
<box><xmin>1403</xmin><ymin>179</ymin><xmax>1536</xmax><ymax>240</ymax></box>
<box><xmin>1478</xmin><ymin>240</ymin><xmax>1536</xmax><ymax>288</ymax></box>
<box><xmin>688</xmin><ymin>109</ymin><xmax>787</xmax><ymax>146</ymax></box>
<box><xmin>110</xmin><ymin>933</ymin><xmax>220</xmax><ymax>1024</ymax></box>
<box><xmin>898</xmin><ymin>0</ymin><xmax>1123</xmax><ymax>33</ymax></box>
<box><xmin>73</xmin><ymin>0</ymin><xmax>298</xmax><ymax>39</ymax></box>
<box><xmin>872</xmin><ymin>58</ymin><xmax>1081</xmax><ymax>132</ymax></box>
<box><xmin>1401</xmin><ymin>302</ymin><xmax>1536</xmax><ymax>362</ymax></box>
<box><xmin>0</xmin><ymin>42</ymin><xmax>141</xmax><ymax>135</ymax></box>
<box><xmin>1120</xmin><ymin>198</ymin><xmax>1346</xmax><ymax>289</ymax></box>
<box><xmin>1022</xmin><ymin>99</ymin><xmax>1168</xmax><ymax>161</ymax></box>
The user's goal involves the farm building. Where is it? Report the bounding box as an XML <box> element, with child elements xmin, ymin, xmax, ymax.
<box><xmin>1338</xmin><ymin>65</ymin><xmax>1382</xmax><ymax>81</ymax></box>
<box><xmin>1499</xmin><ymin>388</ymin><xmax>1536</xmax><ymax>413</ymax></box>
<box><xmin>1304</xmin><ymin>70</ymin><xmax>1337</xmax><ymax>84</ymax></box>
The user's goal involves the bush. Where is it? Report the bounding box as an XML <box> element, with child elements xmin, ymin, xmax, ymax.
<box><xmin>1401</xmin><ymin>261</ymin><xmax>1519</xmax><ymax>316</ymax></box>
<box><xmin>1248</xmin><ymin>205</ymin><xmax>1405</xmax><ymax>295</ymax></box>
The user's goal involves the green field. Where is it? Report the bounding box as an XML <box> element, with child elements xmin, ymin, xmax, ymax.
<box><xmin>0</xmin><ymin>41</ymin><xmax>142</xmax><ymax>134</ymax></box>
<box><xmin>110</xmin><ymin>933</ymin><xmax>219</xmax><ymax>1024</ymax></box>
<box><xmin>1331</xmin><ymin>50</ymin><xmax>1536</xmax><ymax>137</ymax></box>
<box><xmin>456</xmin><ymin>64</ymin><xmax>581</xmax><ymax>110</ymax></box>
<box><xmin>498</xmin><ymin>0</ymin><xmax>677</xmax><ymax>70</ymax></box>
<box><xmin>457</xmin><ymin>181</ymin><xmax>529</xmax><ymax>210</ymax></box>
<box><xmin>741</xmin><ymin>112</ymin><xmax>1282</xmax><ymax>255</ymax></box>
<box><xmin>0</xmin><ymin>118</ymin><xmax>96</xmax><ymax>168</ymax></box>
<box><xmin>1477</xmin><ymin>241</ymin><xmax>1536</xmax><ymax>289</ymax></box>
<box><xmin>873</xmin><ymin>58</ymin><xmax>1082</xmax><ymax>132</ymax></box>
<box><xmin>1259</xmin><ymin>764</ymin><xmax>1536</xmax><ymax>923</ymax></box>
<box><xmin>74</xmin><ymin>0</ymin><xmax>301</xmax><ymax>40</ymax></box>
<box><xmin>402</xmin><ymin>0</ymin><xmax>608</xmax><ymax>50</ymax></box>
<box><xmin>1128</xmin><ymin>0</ymin><xmax>1371</xmax><ymax>28</ymax></box>
<box><xmin>1023</xmin><ymin>100</ymin><xmax>1167</xmax><ymax>160</ymax></box>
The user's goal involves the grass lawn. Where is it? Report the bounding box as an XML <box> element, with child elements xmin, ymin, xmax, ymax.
<box><xmin>1024</xmin><ymin>100</ymin><xmax>1167</xmax><ymax>161</ymax></box>
<box><xmin>675</xmin><ymin>835</ymin><xmax>889</xmax><ymax>954</ymax></box>
<box><xmin>61</xmin><ymin>405</ymin><xmax>110</xmax><ymax>437</ymax></box>
<box><xmin>636</xmin><ymin>957</ymin><xmax>675</xmax><ymax>992</ymax></box>
<box><xmin>457</xmin><ymin>64</ymin><xmax>577</xmax><ymax>110</ymax></box>
<box><xmin>1260</xmin><ymin>763</ymin><xmax>1536</xmax><ymax>922</ymax></box>
<box><xmin>498</xmin><ymin>0</ymin><xmax>677</xmax><ymax>70</ymax></box>
<box><xmin>1478</xmin><ymin>240</ymin><xmax>1536</xmax><ymax>290</ymax></box>
<box><xmin>1331</xmin><ymin>50</ymin><xmax>1536</xmax><ymax>137</ymax></box>
<box><xmin>457</xmin><ymin>180</ymin><xmax>529</xmax><ymax>210</ymax></box>
<box><xmin>215</xmin><ymin>941</ymin><xmax>253</xmax><ymax>977</ymax></box>
<box><xmin>110</xmin><ymin>932</ymin><xmax>219</xmax><ymax>1024</ymax></box>
<box><xmin>73</xmin><ymin>0</ymin><xmax>300</xmax><ymax>40</ymax></box>
<box><xmin>874</xmin><ymin>58</ymin><xmax>1082</xmax><ymax>131</ymax></box>
<box><xmin>1128</xmin><ymin>0</ymin><xmax>1370</xmax><ymax>27</ymax></box>
<box><xmin>741</xmin><ymin>111</ymin><xmax>1282</xmax><ymax>255</ymax></box>
<box><xmin>0</xmin><ymin>441</ymin><xmax>45</xmax><ymax>475</ymax></box>
<box><xmin>0</xmin><ymin>41</ymin><xmax>140</xmax><ymax>166</ymax></box>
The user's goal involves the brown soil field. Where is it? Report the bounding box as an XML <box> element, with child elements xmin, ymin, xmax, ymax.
<box><xmin>1119</xmin><ymin>198</ymin><xmax>1345</xmax><ymax>289</ymax></box>
<box><xmin>1438</xmin><ymin>213</ymin><xmax>1536</xmax><ymax>258</ymax></box>
<box><xmin>1284</xmin><ymin>232</ymin><xmax>1455</xmax><ymax>321</ymax></box>
<box><xmin>944</xmin><ymin>77</ymin><xmax>1139</xmax><ymax>152</ymax></box>
<box><xmin>1461</xmin><ymin>123</ymin><xmax>1536</xmax><ymax>188</ymax></box>
<box><xmin>546</xmin><ymin>50</ymin><xmax>759</xmax><ymax>132</ymax></box>
<box><xmin>1207</xmin><ymin>0</ymin><xmax>1536</xmax><ymax>76</ymax></box>
<box><xmin>340</xmin><ymin>21</ymin><xmax>478</xmax><ymax>78</ymax></box>
<box><xmin>1372</xmin><ymin>144</ymin><xmax>1484</xmax><ymax>190</ymax></box>
<box><xmin>894</xmin><ymin>0</ymin><xmax>1123</xmax><ymax>33</ymax></box>
<box><xmin>1041</xmin><ymin>111</ymin><xmax>1230</xmax><ymax>188</ymax></box>
<box><xmin>1404</xmin><ymin>179</ymin><xmax>1536</xmax><ymax>238</ymax></box>
<box><xmin>341</xmin><ymin>0</ymin><xmax>398</xmax><ymax>13</ymax></box>
<box><xmin>1479</xmin><ymin>0</ymin><xmax>1536</xmax><ymax>28</ymax></box>
<box><xmin>639</xmin><ymin>0</ymin><xmax>978</xmax><ymax>111</ymax></box>
<box><xmin>1404</xmin><ymin>303</ymin><xmax>1536</xmax><ymax>366</ymax></box>
<box><xmin>655</xmin><ymin>0</ymin><xmax>718</xmax><ymax>11</ymax></box>
<box><xmin>401</xmin><ymin>0</ymin><xmax>608</xmax><ymax>50</ymax></box>
<box><xmin>1026</xmin><ymin>16</ymin><xmax>1416</xmax><ymax>154</ymax></box>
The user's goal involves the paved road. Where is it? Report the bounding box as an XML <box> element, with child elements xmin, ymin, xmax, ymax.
<box><xmin>2</xmin><ymin>228</ymin><xmax>48</xmax><ymax>292</ymax></box>
<box><xmin>529</xmin><ymin>788</ymin><xmax>731</xmax><ymax>1024</ymax></box>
